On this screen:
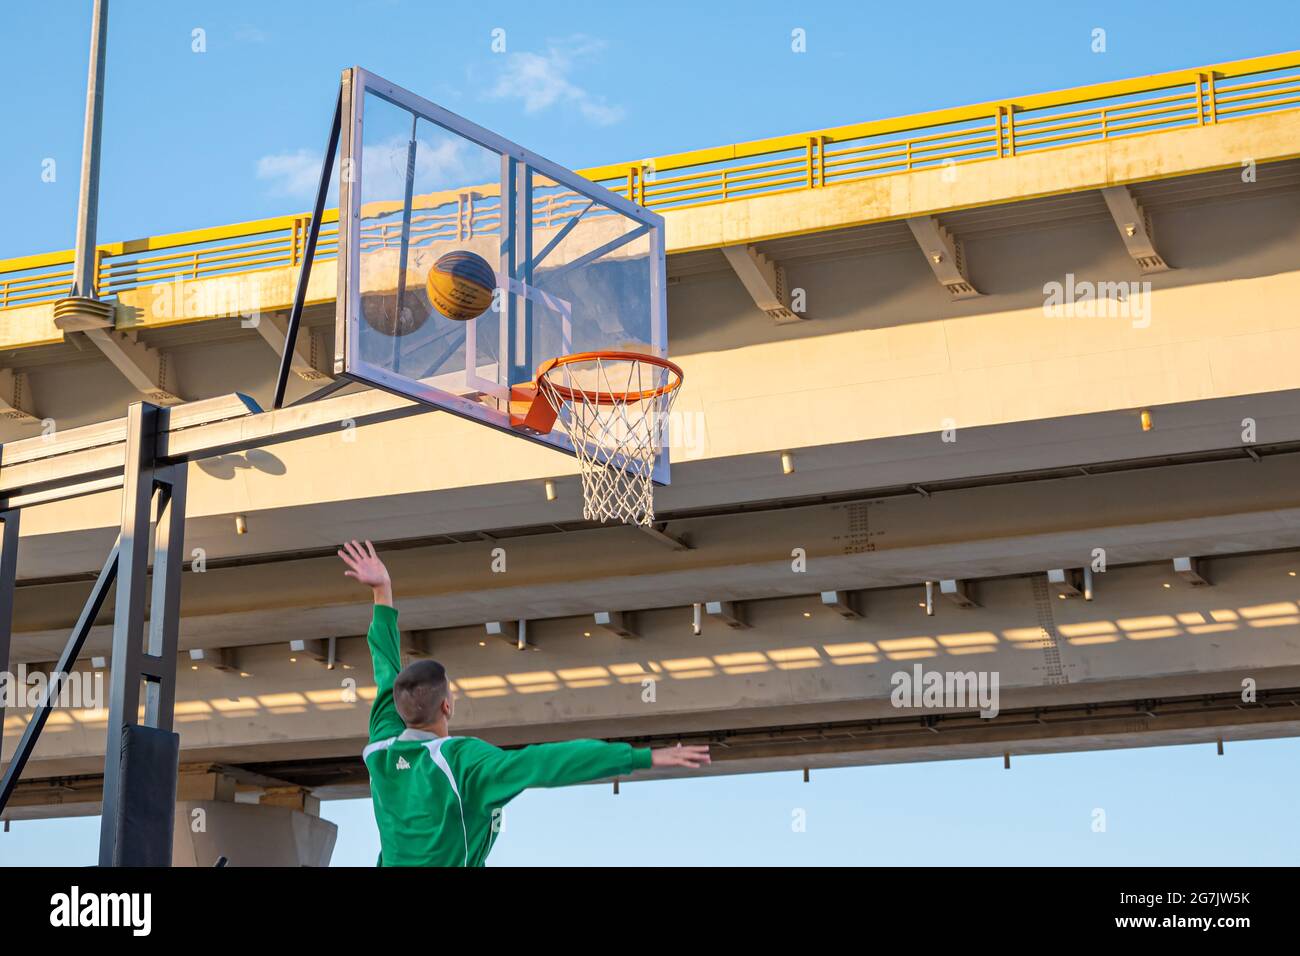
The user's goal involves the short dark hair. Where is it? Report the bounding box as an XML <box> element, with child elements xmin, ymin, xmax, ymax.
<box><xmin>393</xmin><ymin>659</ymin><xmax>449</xmax><ymax>727</ymax></box>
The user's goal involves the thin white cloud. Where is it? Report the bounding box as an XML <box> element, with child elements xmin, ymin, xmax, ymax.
<box><xmin>255</xmin><ymin>149</ymin><xmax>323</xmax><ymax>200</ymax></box>
<box><xmin>361</xmin><ymin>135</ymin><xmax>498</xmax><ymax>201</ymax></box>
<box><xmin>256</xmin><ymin>135</ymin><xmax>498</xmax><ymax>204</ymax></box>
<box><xmin>486</xmin><ymin>35</ymin><xmax>624</xmax><ymax>126</ymax></box>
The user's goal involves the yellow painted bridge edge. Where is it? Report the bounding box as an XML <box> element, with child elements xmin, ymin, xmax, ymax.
<box><xmin>1</xmin><ymin>49</ymin><xmax>1297</xmax><ymax>307</ymax></box>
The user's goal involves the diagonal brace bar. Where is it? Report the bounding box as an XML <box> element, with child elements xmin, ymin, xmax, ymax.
<box><xmin>0</xmin><ymin>542</ymin><xmax>119</xmax><ymax>815</ymax></box>
<box><xmin>274</xmin><ymin>90</ymin><xmax>342</xmax><ymax>410</ymax></box>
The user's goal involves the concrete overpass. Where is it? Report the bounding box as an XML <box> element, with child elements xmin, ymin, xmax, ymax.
<box><xmin>2</xmin><ymin>51</ymin><xmax>1299</xmax><ymax>864</ymax></box>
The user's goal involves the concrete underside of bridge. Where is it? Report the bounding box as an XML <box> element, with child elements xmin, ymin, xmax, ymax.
<box><xmin>2</xmin><ymin>120</ymin><xmax>1300</xmax><ymax>826</ymax></box>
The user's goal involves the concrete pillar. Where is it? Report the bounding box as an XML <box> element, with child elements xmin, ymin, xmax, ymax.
<box><xmin>171</xmin><ymin>766</ymin><xmax>337</xmax><ymax>866</ymax></box>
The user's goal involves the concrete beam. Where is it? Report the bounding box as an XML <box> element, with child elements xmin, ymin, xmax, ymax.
<box><xmin>400</xmin><ymin>631</ymin><xmax>434</xmax><ymax>662</ymax></box>
<box><xmin>81</xmin><ymin>327</ymin><xmax>184</xmax><ymax>405</ymax></box>
<box><xmin>705</xmin><ymin>600</ymin><xmax>749</xmax><ymax>629</ymax></box>
<box><xmin>0</xmin><ymin>369</ymin><xmax>39</xmax><ymax>425</ymax></box>
<box><xmin>939</xmin><ymin>579</ymin><xmax>978</xmax><ymax>608</ymax></box>
<box><xmin>1101</xmin><ymin>185</ymin><xmax>1170</xmax><ymax>274</ymax></box>
<box><xmin>253</xmin><ymin>315</ymin><xmax>332</xmax><ymax>384</ymax></box>
<box><xmin>593</xmin><ymin>611</ymin><xmax>638</xmax><ymax>639</ymax></box>
<box><xmin>177</xmin><ymin>765</ymin><xmax>239</xmax><ymax>802</ymax></box>
<box><xmin>19</xmin><ymin>451</ymin><xmax>1300</xmax><ymax>660</ymax></box>
<box><xmin>638</xmin><ymin>523</ymin><xmax>691</xmax><ymax>551</ymax></box>
<box><xmin>486</xmin><ymin>620</ymin><xmax>528</xmax><ymax>650</ymax></box>
<box><xmin>288</xmin><ymin>638</ymin><xmax>331</xmax><ymax>666</ymax></box>
<box><xmin>1</xmin><ymin>112</ymin><xmax>1293</xmax><ymax>357</ymax></box>
<box><xmin>819</xmin><ymin>590</ymin><xmax>862</xmax><ymax>619</ymax></box>
<box><xmin>15</xmin><ymin>547</ymin><xmax>1300</xmax><ymax>794</ymax></box>
<box><xmin>12</xmin><ymin>704</ymin><xmax>1300</xmax><ymax>820</ymax></box>
<box><xmin>189</xmin><ymin>647</ymin><xmax>242</xmax><ymax>674</ymax></box>
<box><xmin>1173</xmin><ymin>556</ymin><xmax>1211</xmax><ymax>587</ymax></box>
<box><xmin>1047</xmin><ymin>568</ymin><xmax>1083</xmax><ymax>599</ymax></box>
<box><xmin>905</xmin><ymin>216</ymin><xmax>980</xmax><ymax>299</ymax></box>
<box><xmin>0</xmin><ymin>387</ymin><xmax>429</xmax><ymax>502</ymax></box>
<box><xmin>669</xmin><ymin>111</ymin><xmax>1297</xmax><ymax>254</ymax></box>
<box><xmin>721</xmin><ymin>244</ymin><xmax>802</xmax><ymax>323</ymax></box>
<box><xmin>172</xmin><ymin>800</ymin><xmax>336</xmax><ymax>866</ymax></box>
<box><xmin>637</xmin><ymin>522</ymin><xmax>691</xmax><ymax>554</ymax></box>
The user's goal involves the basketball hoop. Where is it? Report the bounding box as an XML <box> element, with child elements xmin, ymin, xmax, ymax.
<box><xmin>511</xmin><ymin>351</ymin><xmax>683</xmax><ymax>526</ymax></box>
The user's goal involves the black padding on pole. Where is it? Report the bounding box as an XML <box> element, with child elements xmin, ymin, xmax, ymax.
<box><xmin>113</xmin><ymin>724</ymin><xmax>180</xmax><ymax>867</ymax></box>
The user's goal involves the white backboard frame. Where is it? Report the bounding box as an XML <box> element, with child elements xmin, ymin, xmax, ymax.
<box><xmin>332</xmin><ymin>66</ymin><xmax>670</xmax><ymax>483</ymax></box>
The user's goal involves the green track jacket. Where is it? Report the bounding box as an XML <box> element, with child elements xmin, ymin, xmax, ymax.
<box><xmin>362</xmin><ymin>604</ymin><xmax>652</xmax><ymax>866</ymax></box>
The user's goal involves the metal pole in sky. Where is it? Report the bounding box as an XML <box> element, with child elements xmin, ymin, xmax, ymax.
<box><xmin>71</xmin><ymin>0</ymin><xmax>109</xmax><ymax>298</ymax></box>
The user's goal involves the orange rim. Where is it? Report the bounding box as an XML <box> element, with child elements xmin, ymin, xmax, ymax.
<box><xmin>536</xmin><ymin>351</ymin><xmax>684</xmax><ymax>406</ymax></box>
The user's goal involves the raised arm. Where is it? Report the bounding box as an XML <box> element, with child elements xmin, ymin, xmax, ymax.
<box><xmin>338</xmin><ymin>540</ymin><xmax>404</xmax><ymax>743</ymax></box>
<box><xmin>457</xmin><ymin>737</ymin><xmax>711</xmax><ymax>808</ymax></box>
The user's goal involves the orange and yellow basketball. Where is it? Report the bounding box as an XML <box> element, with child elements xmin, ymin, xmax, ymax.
<box><xmin>425</xmin><ymin>251</ymin><xmax>496</xmax><ymax>322</ymax></box>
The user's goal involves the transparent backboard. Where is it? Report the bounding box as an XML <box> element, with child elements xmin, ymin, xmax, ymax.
<box><xmin>333</xmin><ymin>67</ymin><xmax>669</xmax><ymax>481</ymax></box>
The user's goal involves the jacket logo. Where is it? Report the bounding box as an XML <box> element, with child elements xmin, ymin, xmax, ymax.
<box><xmin>396</xmin><ymin>756</ymin><xmax>411</xmax><ymax>770</ymax></box>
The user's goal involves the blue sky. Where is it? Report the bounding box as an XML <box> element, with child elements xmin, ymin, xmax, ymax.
<box><xmin>2</xmin><ymin>0</ymin><xmax>1295</xmax><ymax>258</ymax></box>
<box><xmin>4</xmin><ymin>738</ymin><xmax>1297</xmax><ymax>866</ymax></box>
<box><xmin>2</xmin><ymin>1</ymin><xmax>1299</xmax><ymax>865</ymax></box>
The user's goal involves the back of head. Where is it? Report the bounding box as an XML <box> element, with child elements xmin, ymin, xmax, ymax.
<box><xmin>393</xmin><ymin>659</ymin><xmax>449</xmax><ymax>728</ymax></box>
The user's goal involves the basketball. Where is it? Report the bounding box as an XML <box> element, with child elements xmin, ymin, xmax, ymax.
<box><xmin>426</xmin><ymin>251</ymin><xmax>496</xmax><ymax>322</ymax></box>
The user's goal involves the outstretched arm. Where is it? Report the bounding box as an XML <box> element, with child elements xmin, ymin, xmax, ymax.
<box><xmin>338</xmin><ymin>540</ymin><xmax>404</xmax><ymax>743</ymax></box>
<box><xmin>459</xmin><ymin>738</ymin><xmax>710</xmax><ymax>808</ymax></box>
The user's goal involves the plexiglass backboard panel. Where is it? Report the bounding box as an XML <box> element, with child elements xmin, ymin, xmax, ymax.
<box><xmin>334</xmin><ymin>67</ymin><xmax>669</xmax><ymax>480</ymax></box>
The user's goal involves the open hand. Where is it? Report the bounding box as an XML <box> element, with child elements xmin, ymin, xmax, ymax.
<box><xmin>338</xmin><ymin>539</ymin><xmax>393</xmax><ymax>606</ymax></box>
<box><xmin>651</xmin><ymin>744</ymin><xmax>711</xmax><ymax>769</ymax></box>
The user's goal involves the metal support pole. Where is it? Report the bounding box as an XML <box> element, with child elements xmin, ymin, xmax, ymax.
<box><xmin>391</xmin><ymin>114</ymin><xmax>419</xmax><ymax>374</ymax></box>
<box><xmin>72</xmin><ymin>0</ymin><xmax>109</xmax><ymax>297</ymax></box>
<box><xmin>0</xmin><ymin>510</ymin><xmax>19</xmax><ymax>768</ymax></box>
<box><xmin>144</xmin><ymin>465</ymin><xmax>186</xmax><ymax>727</ymax></box>
<box><xmin>516</xmin><ymin>164</ymin><xmax>534</xmax><ymax>380</ymax></box>
<box><xmin>98</xmin><ymin>402</ymin><xmax>186</xmax><ymax>866</ymax></box>
<box><xmin>499</xmin><ymin>154</ymin><xmax>519</xmax><ymax>389</ymax></box>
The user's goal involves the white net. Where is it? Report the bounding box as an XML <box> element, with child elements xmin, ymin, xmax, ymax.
<box><xmin>536</xmin><ymin>354</ymin><xmax>682</xmax><ymax>526</ymax></box>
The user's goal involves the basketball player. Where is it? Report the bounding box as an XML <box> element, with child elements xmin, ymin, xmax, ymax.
<box><xmin>337</xmin><ymin>539</ymin><xmax>711</xmax><ymax>866</ymax></box>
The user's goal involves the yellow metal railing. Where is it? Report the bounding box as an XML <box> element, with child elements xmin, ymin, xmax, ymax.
<box><xmin>2</xmin><ymin>50</ymin><xmax>1297</xmax><ymax>312</ymax></box>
